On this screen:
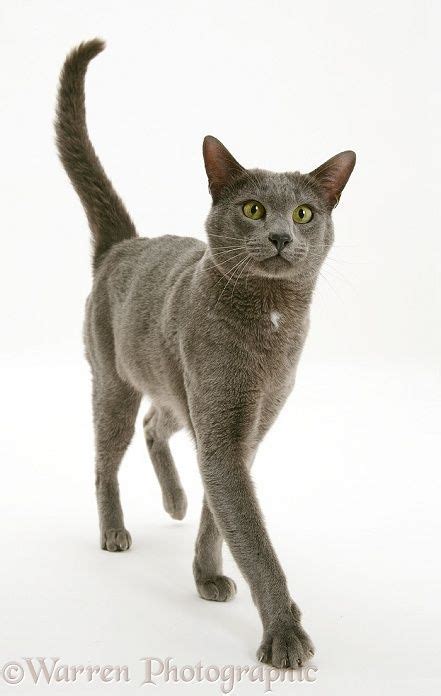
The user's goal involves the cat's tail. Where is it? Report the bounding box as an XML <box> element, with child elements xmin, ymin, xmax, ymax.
<box><xmin>55</xmin><ymin>39</ymin><xmax>137</xmax><ymax>270</ymax></box>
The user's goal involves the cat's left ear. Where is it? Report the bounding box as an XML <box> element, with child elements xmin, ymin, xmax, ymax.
<box><xmin>203</xmin><ymin>135</ymin><xmax>246</xmax><ymax>203</ymax></box>
<box><xmin>308</xmin><ymin>151</ymin><xmax>356</xmax><ymax>208</ymax></box>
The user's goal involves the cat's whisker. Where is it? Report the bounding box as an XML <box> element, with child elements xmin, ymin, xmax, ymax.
<box><xmin>211</xmin><ymin>243</ymin><xmax>245</xmax><ymax>249</ymax></box>
<box><xmin>315</xmin><ymin>243</ymin><xmax>360</xmax><ymax>250</ymax></box>
<box><xmin>209</xmin><ymin>233</ymin><xmax>243</xmax><ymax>242</ymax></box>
<box><xmin>218</xmin><ymin>256</ymin><xmax>249</xmax><ymax>305</ymax></box>
<box><xmin>202</xmin><ymin>250</ymin><xmax>249</xmax><ymax>273</ymax></box>
<box><xmin>245</xmin><ymin>260</ymin><xmax>254</xmax><ymax>292</ymax></box>
<box><xmin>208</xmin><ymin>251</ymin><xmax>246</xmax><ymax>262</ymax></box>
<box><xmin>321</xmin><ymin>263</ymin><xmax>357</xmax><ymax>292</ymax></box>
<box><xmin>317</xmin><ymin>270</ymin><xmax>344</xmax><ymax>303</ymax></box>
<box><xmin>327</xmin><ymin>258</ymin><xmax>369</xmax><ymax>265</ymax></box>
<box><xmin>210</xmin><ymin>246</ymin><xmax>247</xmax><ymax>257</ymax></box>
<box><xmin>305</xmin><ymin>252</ymin><xmax>359</xmax><ymax>289</ymax></box>
<box><xmin>230</xmin><ymin>256</ymin><xmax>252</xmax><ymax>301</ymax></box>
<box><xmin>210</xmin><ymin>256</ymin><xmax>249</xmax><ymax>293</ymax></box>
<box><xmin>214</xmin><ymin>255</ymin><xmax>250</xmax><ymax>307</ymax></box>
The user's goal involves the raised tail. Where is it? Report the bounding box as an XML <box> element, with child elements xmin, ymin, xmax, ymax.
<box><xmin>55</xmin><ymin>39</ymin><xmax>137</xmax><ymax>270</ymax></box>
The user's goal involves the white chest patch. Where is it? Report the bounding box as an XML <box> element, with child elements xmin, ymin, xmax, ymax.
<box><xmin>270</xmin><ymin>311</ymin><xmax>281</xmax><ymax>330</ymax></box>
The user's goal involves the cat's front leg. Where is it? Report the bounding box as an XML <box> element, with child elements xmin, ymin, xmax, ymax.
<box><xmin>188</xmin><ymin>394</ymin><xmax>314</xmax><ymax>668</ymax></box>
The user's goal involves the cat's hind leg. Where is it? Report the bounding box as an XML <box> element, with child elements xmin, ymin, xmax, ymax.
<box><xmin>193</xmin><ymin>497</ymin><xmax>237</xmax><ymax>601</ymax></box>
<box><xmin>143</xmin><ymin>406</ymin><xmax>187</xmax><ymax>520</ymax></box>
<box><xmin>93</xmin><ymin>376</ymin><xmax>141</xmax><ymax>551</ymax></box>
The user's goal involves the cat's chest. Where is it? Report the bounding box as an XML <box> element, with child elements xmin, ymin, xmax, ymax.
<box><xmin>243</xmin><ymin>311</ymin><xmax>305</xmax><ymax>400</ymax></box>
<box><xmin>247</xmin><ymin>307</ymin><xmax>309</xmax><ymax>369</ymax></box>
<box><xmin>269</xmin><ymin>310</ymin><xmax>282</xmax><ymax>331</ymax></box>
<box><xmin>257</xmin><ymin>307</ymin><xmax>306</xmax><ymax>343</ymax></box>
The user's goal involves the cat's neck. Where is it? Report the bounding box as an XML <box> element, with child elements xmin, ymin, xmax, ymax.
<box><xmin>201</xmin><ymin>255</ymin><xmax>316</xmax><ymax>321</ymax></box>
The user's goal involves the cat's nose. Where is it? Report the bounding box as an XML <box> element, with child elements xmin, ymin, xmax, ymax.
<box><xmin>268</xmin><ymin>231</ymin><xmax>292</xmax><ymax>253</ymax></box>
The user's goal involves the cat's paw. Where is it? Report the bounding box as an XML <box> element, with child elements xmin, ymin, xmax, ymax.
<box><xmin>257</xmin><ymin>618</ymin><xmax>314</xmax><ymax>669</ymax></box>
<box><xmin>163</xmin><ymin>488</ymin><xmax>187</xmax><ymax>520</ymax></box>
<box><xmin>196</xmin><ymin>575</ymin><xmax>237</xmax><ymax>602</ymax></box>
<box><xmin>101</xmin><ymin>528</ymin><xmax>132</xmax><ymax>552</ymax></box>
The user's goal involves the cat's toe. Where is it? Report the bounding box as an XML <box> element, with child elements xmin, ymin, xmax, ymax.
<box><xmin>101</xmin><ymin>528</ymin><xmax>132</xmax><ymax>552</ymax></box>
<box><xmin>257</xmin><ymin>619</ymin><xmax>314</xmax><ymax>669</ymax></box>
<box><xmin>196</xmin><ymin>575</ymin><xmax>237</xmax><ymax>602</ymax></box>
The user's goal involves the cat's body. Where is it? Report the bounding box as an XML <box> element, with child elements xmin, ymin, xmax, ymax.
<box><xmin>56</xmin><ymin>40</ymin><xmax>355</xmax><ymax>669</ymax></box>
<box><xmin>88</xmin><ymin>234</ymin><xmax>308</xmax><ymax>432</ymax></box>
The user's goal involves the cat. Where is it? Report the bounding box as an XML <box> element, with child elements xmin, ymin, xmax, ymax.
<box><xmin>55</xmin><ymin>39</ymin><xmax>355</xmax><ymax>669</ymax></box>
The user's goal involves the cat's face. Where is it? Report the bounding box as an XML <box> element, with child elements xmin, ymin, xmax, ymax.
<box><xmin>203</xmin><ymin>137</ymin><xmax>355</xmax><ymax>284</ymax></box>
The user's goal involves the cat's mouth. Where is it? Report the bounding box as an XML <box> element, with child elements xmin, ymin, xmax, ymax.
<box><xmin>260</xmin><ymin>253</ymin><xmax>292</xmax><ymax>268</ymax></box>
<box><xmin>263</xmin><ymin>252</ymin><xmax>291</xmax><ymax>262</ymax></box>
<box><xmin>252</xmin><ymin>253</ymin><xmax>294</xmax><ymax>277</ymax></box>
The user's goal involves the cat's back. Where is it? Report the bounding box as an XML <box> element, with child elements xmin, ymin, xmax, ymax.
<box><xmin>85</xmin><ymin>234</ymin><xmax>205</xmax><ymax>363</ymax></box>
<box><xmin>103</xmin><ymin>234</ymin><xmax>204</xmax><ymax>282</ymax></box>
<box><xmin>94</xmin><ymin>234</ymin><xmax>204</xmax><ymax>305</ymax></box>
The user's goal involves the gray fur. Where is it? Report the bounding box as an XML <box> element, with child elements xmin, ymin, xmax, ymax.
<box><xmin>55</xmin><ymin>39</ymin><xmax>355</xmax><ymax>669</ymax></box>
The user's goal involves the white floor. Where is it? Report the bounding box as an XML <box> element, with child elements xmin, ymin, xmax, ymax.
<box><xmin>0</xmin><ymin>353</ymin><xmax>439</xmax><ymax>695</ymax></box>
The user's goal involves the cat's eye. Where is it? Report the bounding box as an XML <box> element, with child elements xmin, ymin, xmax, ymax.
<box><xmin>242</xmin><ymin>200</ymin><xmax>266</xmax><ymax>220</ymax></box>
<box><xmin>293</xmin><ymin>205</ymin><xmax>313</xmax><ymax>224</ymax></box>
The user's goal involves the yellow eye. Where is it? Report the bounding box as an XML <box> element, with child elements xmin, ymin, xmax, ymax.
<box><xmin>243</xmin><ymin>200</ymin><xmax>266</xmax><ymax>220</ymax></box>
<box><xmin>293</xmin><ymin>204</ymin><xmax>313</xmax><ymax>224</ymax></box>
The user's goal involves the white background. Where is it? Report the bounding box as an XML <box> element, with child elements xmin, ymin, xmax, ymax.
<box><xmin>0</xmin><ymin>1</ymin><xmax>440</xmax><ymax>694</ymax></box>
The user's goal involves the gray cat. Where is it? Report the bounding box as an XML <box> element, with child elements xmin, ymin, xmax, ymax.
<box><xmin>55</xmin><ymin>39</ymin><xmax>355</xmax><ymax>669</ymax></box>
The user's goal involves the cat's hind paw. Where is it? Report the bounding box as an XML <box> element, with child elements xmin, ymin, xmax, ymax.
<box><xmin>163</xmin><ymin>488</ymin><xmax>187</xmax><ymax>521</ymax></box>
<box><xmin>101</xmin><ymin>528</ymin><xmax>132</xmax><ymax>552</ymax></box>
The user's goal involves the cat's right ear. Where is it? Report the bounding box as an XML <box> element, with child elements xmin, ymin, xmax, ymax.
<box><xmin>203</xmin><ymin>136</ymin><xmax>245</xmax><ymax>203</ymax></box>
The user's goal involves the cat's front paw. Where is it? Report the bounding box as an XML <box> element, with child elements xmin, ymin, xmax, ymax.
<box><xmin>196</xmin><ymin>575</ymin><xmax>237</xmax><ymax>602</ymax></box>
<box><xmin>257</xmin><ymin>616</ymin><xmax>314</xmax><ymax>669</ymax></box>
<box><xmin>101</xmin><ymin>527</ymin><xmax>132</xmax><ymax>552</ymax></box>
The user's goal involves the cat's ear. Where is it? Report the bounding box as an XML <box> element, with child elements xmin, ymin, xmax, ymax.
<box><xmin>308</xmin><ymin>151</ymin><xmax>356</xmax><ymax>208</ymax></box>
<box><xmin>203</xmin><ymin>135</ymin><xmax>246</xmax><ymax>202</ymax></box>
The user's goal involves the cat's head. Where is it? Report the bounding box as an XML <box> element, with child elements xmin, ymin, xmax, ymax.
<box><xmin>203</xmin><ymin>136</ymin><xmax>355</xmax><ymax>284</ymax></box>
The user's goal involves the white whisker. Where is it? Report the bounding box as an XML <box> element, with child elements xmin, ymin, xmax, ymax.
<box><xmin>214</xmin><ymin>255</ymin><xmax>250</xmax><ymax>308</ymax></box>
